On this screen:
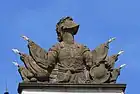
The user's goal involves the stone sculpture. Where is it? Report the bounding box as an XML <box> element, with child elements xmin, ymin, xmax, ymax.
<box><xmin>12</xmin><ymin>16</ymin><xmax>126</xmax><ymax>84</ymax></box>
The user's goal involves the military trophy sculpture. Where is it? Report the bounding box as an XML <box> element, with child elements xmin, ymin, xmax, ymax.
<box><xmin>12</xmin><ymin>17</ymin><xmax>126</xmax><ymax>94</ymax></box>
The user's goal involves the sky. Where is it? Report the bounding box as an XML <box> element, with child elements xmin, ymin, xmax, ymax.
<box><xmin>0</xmin><ymin>0</ymin><xmax>140</xmax><ymax>94</ymax></box>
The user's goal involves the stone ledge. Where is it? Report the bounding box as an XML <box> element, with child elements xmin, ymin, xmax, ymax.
<box><xmin>18</xmin><ymin>82</ymin><xmax>126</xmax><ymax>94</ymax></box>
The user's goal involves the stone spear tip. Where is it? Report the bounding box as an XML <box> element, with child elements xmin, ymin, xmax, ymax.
<box><xmin>12</xmin><ymin>61</ymin><xmax>19</xmax><ymax>67</ymax></box>
<box><xmin>108</xmin><ymin>37</ymin><xmax>116</xmax><ymax>43</ymax></box>
<box><xmin>118</xmin><ymin>50</ymin><xmax>124</xmax><ymax>55</ymax></box>
<box><xmin>12</xmin><ymin>48</ymin><xmax>20</xmax><ymax>54</ymax></box>
<box><xmin>119</xmin><ymin>64</ymin><xmax>126</xmax><ymax>69</ymax></box>
<box><xmin>21</xmin><ymin>35</ymin><xmax>29</xmax><ymax>41</ymax></box>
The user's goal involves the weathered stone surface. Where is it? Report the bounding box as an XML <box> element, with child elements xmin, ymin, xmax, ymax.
<box><xmin>18</xmin><ymin>83</ymin><xmax>126</xmax><ymax>94</ymax></box>
<box><xmin>12</xmin><ymin>16</ymin><xmax>126</xmax><ymax>84</ymax></box>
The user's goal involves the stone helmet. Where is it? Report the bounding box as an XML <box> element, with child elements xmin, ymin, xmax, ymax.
<box><xmin>56</xmin><ymin>16</ymin><xmax>79</xmax><ymax>42</ymax></box>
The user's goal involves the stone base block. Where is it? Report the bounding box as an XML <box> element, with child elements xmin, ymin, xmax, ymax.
<box><xmin>18</xmin><ymin>83</ymin><xmax>126</xmax><ymax>94</ymax></box>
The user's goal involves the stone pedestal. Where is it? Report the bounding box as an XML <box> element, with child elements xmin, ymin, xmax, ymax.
<box><xmin>18</xmin><ymin>83</ymin><xmax>126</xmax><ymax>94</ymax></box>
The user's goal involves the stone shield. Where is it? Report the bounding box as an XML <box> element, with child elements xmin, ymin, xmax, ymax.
<box><xmin>90</xmin><ymin>64</ymin><xmax>110</xmax><ymax>83</ymax></box>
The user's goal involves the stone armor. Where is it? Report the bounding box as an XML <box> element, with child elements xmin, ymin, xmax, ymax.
<box><xmin>49</xmin><ymin>42</ymin><xmax>92</xmax><ymax>83</ymax></box>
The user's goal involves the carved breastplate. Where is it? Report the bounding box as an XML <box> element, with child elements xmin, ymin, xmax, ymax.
<box><xmin>58</xmin><ymin>43</ymin><xmax>84</xmax><ymax>70</ymax></box>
